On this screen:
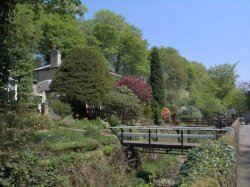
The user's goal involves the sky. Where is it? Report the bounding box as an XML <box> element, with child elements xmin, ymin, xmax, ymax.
<box><xmin>81</xmin><ymin>0</ymin><xmax>250</xmax><ymax>82</ymax></box>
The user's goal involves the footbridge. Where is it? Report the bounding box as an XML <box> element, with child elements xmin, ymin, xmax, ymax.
<box><xmin>109</xmin><ymin>126</ymin><xmax>231</xmax><ymax>154</ymax></box>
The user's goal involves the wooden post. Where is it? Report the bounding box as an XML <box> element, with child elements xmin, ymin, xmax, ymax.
<box><xmin>181</xmin><ymin>130</ymin><xmax>184</xmax><ymax>154</ymax></box>
<box><xmin>129</xmin><ymin>128</ymin><xmax>132</xmax><ymax>140</ymax></box>
<box><xmin>187</xmin><ymin>130</ymin><xmax>191</xmax><ymax>143</ymax></box>
<box><xmin>155</xmin><ymin>129</ymin><xmax>158</xmax><ymax>141</ymax></box>
<box><xmin>121</xmin><ymin>129</ymin><xmax>124</xmax><ymax>144</ymax></box>
<box><xmin>149</xmin><ymin>129</ymin><xmax>151</xmax><ymax>152</ymax></box>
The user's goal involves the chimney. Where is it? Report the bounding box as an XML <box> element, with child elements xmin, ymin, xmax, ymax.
<box><xmin>50</xmin><ymin>48</ymin><xmax>61</xmax><ymax>67</ymax></box>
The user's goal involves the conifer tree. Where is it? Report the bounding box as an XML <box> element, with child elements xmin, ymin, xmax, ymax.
<box><xmin>51</xmin><ymin>47</ymin><xmax>110</xmax><ymax>116</ymax></box>
<box><xmin>150</xmin><ymin>47</ymin><xmax>165</xmax><ymax>124</ymax></box>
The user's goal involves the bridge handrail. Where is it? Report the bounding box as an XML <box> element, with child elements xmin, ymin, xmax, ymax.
<box><xmin>109</xmin><ymin>125</ymin><xmax>231</xmax><ymax>132</ymax></box>
<box><xmin>119</xmin><ymin>132</ymin><xmax>216</xmax><ymax>139</ymax></box>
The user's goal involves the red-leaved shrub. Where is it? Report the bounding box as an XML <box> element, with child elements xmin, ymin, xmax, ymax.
<box><xmin>116</xmin><ymin>76</ymin><xmax>152</xmax><ymax>102</ymax></box>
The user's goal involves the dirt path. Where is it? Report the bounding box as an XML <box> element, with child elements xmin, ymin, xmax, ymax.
<box><xmin>237</xmin><ymin>124</ymin><xmax>250</xmax><ymax>187</ymax></box>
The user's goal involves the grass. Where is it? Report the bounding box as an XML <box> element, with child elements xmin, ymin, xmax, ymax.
<box><xmin>44</xmin><ymin>140</ymin><xmax>99</xmax><ymax>152</ymax></box>
<box><xmin>33</xmin><ymin>127</ymin><xmax>117</xmax><ymax>153</ymax></box>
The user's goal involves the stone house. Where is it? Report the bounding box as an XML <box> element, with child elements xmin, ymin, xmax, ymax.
<box><xmin>33</xmin><ymin>49</ymin><xmax>61</xmax><ymax>95</ymax></box>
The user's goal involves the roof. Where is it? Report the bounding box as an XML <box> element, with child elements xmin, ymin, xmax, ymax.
<box><xmin>36</xmin><ymin>79</ymin><xmax>52</xmax><ymax>93</ymax></box>
<box><xmin>34</xmin><ymin>65</ymin><xmax>59</xmax><ymax>71</ymax></box>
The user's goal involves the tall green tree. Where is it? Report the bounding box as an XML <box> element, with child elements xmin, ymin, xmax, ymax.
<box><xmin>80</xmin><ymin>10</ymin><xmax>150</xmax><ymax>77</ymax></box>
<box><xmin>50</xmin><ymin>47</ymin><xmax>110</xmax><ymax>115</ymax></box>
<box><xmin>188</xmin><ymin>61</ymin><xmax>224</xmax><ymax>117</ymax></box>
<box><xmin>10</xmin><ymin>4</ymin><xmax>41</xmax><ymax>101</ymax></box>
<box><xmin>159</xmin><ymin>47</ymin><xmax>189</xmax><ymax>112</ymax></box>
<box><xmin>150</xmin><ymin>47</ymin><xmax>165</xmax><ymax>124</ymax></box>
<box><xmin>208</xmin><ymin>63</ymin><xmax>239</xmax><ymax>108</ymax></box>
<box><xmin>38</xmin><ymin>13</ymin><xmax>86</xmax><ymax>63</ymax></box>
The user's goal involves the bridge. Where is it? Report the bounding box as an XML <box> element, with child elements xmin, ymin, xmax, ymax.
<box><xmin>109</xmin><ymin>125</ymin><xmax>231</xmax><ymax>154</ymax></box>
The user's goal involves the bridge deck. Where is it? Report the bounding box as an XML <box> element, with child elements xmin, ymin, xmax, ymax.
<box><xmin>123</xmin><ymin>140</ymin><xmax>199</xmax><ymax>149</ymax></box>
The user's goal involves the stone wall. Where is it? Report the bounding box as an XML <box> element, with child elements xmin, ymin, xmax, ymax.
<box><xmin>222</xmin><ymin>119</ymin><xmax>240</xmax><ymax>187</ymax></box>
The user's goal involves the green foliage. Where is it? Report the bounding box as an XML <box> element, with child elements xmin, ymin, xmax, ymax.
<box><xmin>188</xmin><ymin>62</ymin><xmax>224</xmax><ymax>117</ymax></box>
<box><xmin>51</xmin><ymin>47</ymin><xmax>111</xmax><ymax>107</ymax></box>
<box><xmin>0</xmin><ymin>150</ymin><xmax>67</xmax><ymax>186</ymax></box>
<box><xmin>9</xmin><ymin>4</ymin><xmax>41</xmax><ymax>101</ymax></box>
<box><xmin>0</xmin><ymin>111</ymin><xmax>34</xmax><ymax>153</ymax></box>
<box><xmin>208</xmin><ymin>63</ymin><xmax>239</xmax><ymax>108</ymax></box>
<box><xmin>46</xmin><ymin>141</ymin><xmax>99</xmax><ymax>153</ymax></box>
<box><xmin>81</xmin><ymin>10</ymin><xmax>150</xmax><ymax>77</ymax></box>
<box><xmin>103</xmin><ymin>145</ymin><xmax>117</xmax><ymax>156</ymax></box>
<box><xmin>150</xmin><ymin>47</ymin><xmax>165</xmax><ymax>107</ymax></box>
<box><xmin>150</xmin><ymin>47</ymin><xmax>165</xmax><ymax>124</ymax></box>
<box><xmin>159</xmin><ymin>47</ymin><xmax>189</xmax><ymax>90</ymax></box>
<box><xmin>102</xmin><ymin>90</ymin><xmax>142</xmax><ymax>124</ymax></box>
<box><xmin>177</xmin><ymin>139</ymin><xmax>236</xmax><ymax>187</ymax></box>
<box><xmin>107</xmin><ymin>114</ymin><xmax>121</xmax><ymax>126</ymax></box>
<box><xmin>142</xmin><ymin>155</ymin><xmax>178</xmax><ymax>179</ymax></box>
<box><xmin>152</xmin><ymin>100</ymin><xmax>162</xmax><ymax>125</ymax></box>
<box><xmin>34</xmin><ymin>128</ymin><xmax>100</xmax><ymax>152</ymax></box>
<box><xmin>52</xmin><ymin>99</ymin><xmax>72</xmax><ymax>116</ymax></box>
<box><xmin>56</xmin><ymin>115</ymin><xmax>108</xmax><ymax>130</ymax></box>
<box><xmin>0</xmin><ymin>0</ymin><xmax>84</xmax><ymax>93</ymax></box>
<box><xmin>0</xmin><ymin>111</ymin><xmax>68</xmax><ymax>186</ymax></box>
<box><xmin>30</xmin><ymin>113</ymin><xmax>55</xmax><ymax>130</ymax></box>
<box><xmin>38</xmin><ymin>13</ymin><xmax>86</xmax><ymax>62</ymax></box>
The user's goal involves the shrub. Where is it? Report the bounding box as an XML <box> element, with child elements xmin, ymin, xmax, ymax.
<box><xmin>0</xmin><ymin>112</ymin><xmax>66</xmax><ymax>186</ymax></box>
<box><xmin>52</xmin><ymin>99</ymin><xmax>72</xmax><ymax>116</ymax></box>
<box><xmin>50</xmin><ymin>47</ymin><xmax>111</xmax><ymax>116</ymax></box>
<box><xmin>117</xmin><ymin>75</ymin><xmax>152</xmax><ymax>102</ymax></box>
<box><xmin>0</xmin><ymin>150</ymin><xmax>67</xmax><ymax>186</ymax></box>
<box><xmin>177</xmin><ymin>139</ymin><xmax>236</xmax><ymax>186</ymax></box>
<box><xmin>61</xmin><ymin>115</ymin><xmax>75</xmax><ymax>126</ymax></box>
<box><xmin>29</xmin><ymin>113</ymin><xmax>55</xmax><ymax>130</ymax></box>
<box><xmin>102</xmin><ymin>90</ymin><xmax>142</xmax><ymax>124</ymax></box>
<box><xmin>108</xmin><ymin>115</ymin><xmax>121</xmax><ymax>126</ymax></box>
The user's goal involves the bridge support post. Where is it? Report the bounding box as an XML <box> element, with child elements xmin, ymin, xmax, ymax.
<box><xmin>187</xmin><ymin>130</ymin><xmax>191</xmax><ymax>143</ymax></box>
<box><xmin>121</xmin><ymin>128</ymin><xmax>124</xmax><ymax>144</ymax></box>
<box><xmin>181</xmin><ymin>130</ymin><xmax>184</xmax><ymax>154</ymax></box>
<box><xmin>129</xmin><ymin>128</ymin><xmax>132</xmax><ymax>140</ymax></box>
<box><xmin>149</xmin><ymin>129</ymin><xmax>151</xmax><ymax>152</ymax></box>
<box><xmin>155</xmin><ymin>129</ymin><xmax>158</xmax><ymax>141</ymax></box>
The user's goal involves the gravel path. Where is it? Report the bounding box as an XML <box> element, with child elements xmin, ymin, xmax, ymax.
<box><xmin>237</xmin><ymin>124</ymin><xmax>250</xmax><ymax>187</ymax></box>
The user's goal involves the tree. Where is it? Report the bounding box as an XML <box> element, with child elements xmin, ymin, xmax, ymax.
<box><xmin>10</xmin><ymin>4</ymin><xmax>41</xmax><ymax>101</ymax></box>
<box><xmin>159</xmin><ymin>47</ymin><xmax>189</xmax><ymax>112</ymax></box>
<box><xmin>237</xmin><ymin>81</ymin><xmax>250</xmax><ymax>112</ymax></box>
<box><xmin>50</xmin><ymin>47</ymin><xmax>110</xmax><ymax>115</ymax></box>
<box><xmin>80</xmin><ymin>10</ymin><xmax>150</xmax><ymax>78</ymax></box>
<box><xmin>116</xmin><ymin>76</ymin><xmax>152</xmax><ymax>102</ymax></box>
<box><xmin>0</xmin><ymin>0</ymin><xmax>84</xmax><ymax>87</ymax></box>
<box><xmin>38</xmin><ymin>13</ymin><xmax>86</xmax><ymax>63</ymax></box>
<box><xmin>208</xmin><ymin>63</ymin><xmax>239</xmax><ymax>107</ymax></box>
<box><xmin>159</xmin><ymin>47</ymin><xmax>189</xmax><ymax>90</ymax></box>
<box><xmin>150</xmin><ymin>47</ymin><xmax>165</xmax><ymax>124</ymax></box>
<box><xmin>188</xmin><ymin>61</ymin><xmax>224</xmax><ymax>117</ymax></box>
<box><xmin>0</xmin><ymin>0</ymin><xmax>84</xmax><ymax>19</ymax></box>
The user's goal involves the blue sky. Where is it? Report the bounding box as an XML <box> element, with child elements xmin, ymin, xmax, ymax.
<box><xmin>81</xmin><ymin>0</ymin><xmax>250</xmax><ymax>82</ymax></box>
